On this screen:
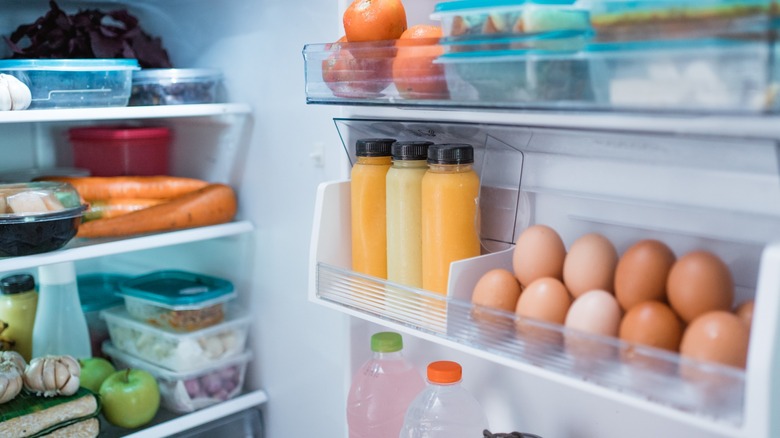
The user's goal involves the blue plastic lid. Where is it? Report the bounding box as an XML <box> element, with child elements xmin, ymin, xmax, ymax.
<box><xmin>434</xmin><ymin>0</ymin><xmax>576</xmax><ymax>14</ymax></box>
<box><xmin>0</xmin><ymin>59</ymin><xmax>140</xmax><ymax>71</ymax></box>
<box><xmin>78</xmin><ymin>273</ymin><xmax>128</xmax><ymax>313</ymax></box>
<box><xmin>118</xmin><ymin>270</ymin><xmax>235</xmax><ymax>309</ymax></box>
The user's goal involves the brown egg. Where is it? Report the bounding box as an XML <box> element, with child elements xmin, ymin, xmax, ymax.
<box><xmin>735</xmin><ymin>299</ymin><xmax>754</xmax><ymax>330</ymax></box>
<box><xmin>619</xmin><ymin>301</ymin><xmax>683</xmax><ymax>352</ymax></box>
<box><xmin>563</xmin><ymin>233</ymin><xmax>618</xmax><ymax>298</ymax></box>
<box><xmin>515</xmin><ymin>277</ymin><xmax>572</xmax><ymax>325</ymax></box>
<box><xmin>667</xmin><ymin>251</ymin><xmax>734</xmax><ymax>323</ymax></box>
<box><xmin>614</xmin><ymin>239</ymin><xmax>676</xmax><ymax>311</ymax></box>
<box><xmin>472</xmin><ymin>268</ymin><xmax>522</xmax><ymax>313</ymax></box>
<box><xmin>680</xmin><ymin>311</ymin><xmax>750</xmax><ymax>369</ymax></box>
<box><xmin>512</xmin><ymin>224</ymin><xmax>566</xmax><ymax>288</ymax></box>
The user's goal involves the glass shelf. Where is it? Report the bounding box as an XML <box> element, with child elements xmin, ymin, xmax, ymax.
<box><xmin>0</xmin><ymin>103</ymin><xmax>252</xmax><ymax>124</ymax></box>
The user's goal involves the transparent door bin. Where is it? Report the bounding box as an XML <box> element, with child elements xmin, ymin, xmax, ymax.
<box><xmin>310</xmin><ymin>118</ymin><xmax>780</xmax><ymax>428</ymax></box>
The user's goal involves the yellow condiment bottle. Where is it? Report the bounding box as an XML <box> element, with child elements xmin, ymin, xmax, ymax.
<box><xmin>0</xmin><ymin>274</ymin><xmax>38</xmax><ymax>361</ymax></box>
<box><xmin>351</xmin><ymin>138</ymin><xmax>394</xmax><ymax>279</ymax></box>
<box><xmin>422</xmin><ymin>144</ymin><xmax>481</xmax><ymax>295</ymax></box>
<box><xmin>386</xmin><ymin>141</ymin><xmax>431</xmax><ymax>288</ymax></box>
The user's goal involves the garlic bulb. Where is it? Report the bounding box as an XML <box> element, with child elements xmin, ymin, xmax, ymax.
<box><xmin>0</xmin><ymin>352</ymin><xmax>25</xmax><ymax>404</ymax></box>
<box><xmin>0</xmin><ymin>74</ymin><xmax>32</xmax><ymax>111</ymax></box>
<box><xmin>23</xmin><ymin>355</ymin><xmax>81</xmax><ymax>397</ymax></box>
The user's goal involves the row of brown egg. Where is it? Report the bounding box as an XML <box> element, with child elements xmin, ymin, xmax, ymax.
<box><xmin>471</xmin><ymin>224</ymin><xmax>753</xmax><ymax>369</ymax></box>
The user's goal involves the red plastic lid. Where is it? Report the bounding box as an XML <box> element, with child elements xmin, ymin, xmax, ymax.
<box><xmin>69</xmin><ymin>126</ymin><xmax>171</xmax><ymax>141</ymax></box>
<box><xmin>427</xmin><ymin>360</ymin><xmax>462</xmax><ymax>384</ymax></box>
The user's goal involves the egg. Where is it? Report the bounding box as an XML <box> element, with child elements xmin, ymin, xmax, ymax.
<box><xmin>680</xmin><ymin>311</ymin><xmax>750</xmax><ymax>369</ymax></box>
<box><xmin>515</xmin><ymin>277</ymin><xmax>572</xmax><ymax>325</ymax></box>
<box><xmin>618</xmin><ymin>301</ymin><xmax>683</xmax><ymax>352</ymax></box>
<box><xmin>512</xmin><ymin>224</ymin><xmax>566</xmax><ymax>288</ymax></box>
<box><xmin>563</xmin><ymin>233</ymin><xmax>618</xmax><ymax>298</ymax></box>
<box><xmin>565</xmin><ymin>290</ymin><xmax>623</xmax><ymax>337</ymax></box>
<box><xmin>667</xmin><ymin>250</ymin><xmax>734</xmax><ymax>323</ymax></box>
<box><xmin>735</xmin><ymin>299</ymin><xmax>754</xmax><ymax>330</ymax></box>
<box><xmin>614</xmin><ymin>239</ymin><xmax>676</xmax><ymax>311</ymax></box>
<box><xmin>472</xmin><ymin>268</ymin><xmax>522</xmax><ymax>313</ymax></box>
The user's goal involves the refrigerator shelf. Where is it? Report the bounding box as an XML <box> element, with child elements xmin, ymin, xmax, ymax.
<box><xmin>0</xmin><ymin>221</ymin><xmax>254</xmax><ymax>273</ymax></box>
<box><xmin>101</xmin><ymin>389</ymin><xmax>268</xmax><ymax>438</ymax></box>
<box><xmin>0</xmin><ymin>103</ymin><xmax>252</xmax><ymax>125</ymax></box>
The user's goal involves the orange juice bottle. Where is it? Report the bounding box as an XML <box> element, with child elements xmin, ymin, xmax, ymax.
<box><xmin>351</xmin><ymin>138</ymin><xmax>395</xmax><ymax>279</ymax></box>
<box><xmin>386</xmin><ymin>141</ymin><xmax>432</xmax><ymax>288</ymax></box>
<box><xmin>421</xmin><ymin>144</ymin><xmax>481</xmax><ymax>295</ymax></box>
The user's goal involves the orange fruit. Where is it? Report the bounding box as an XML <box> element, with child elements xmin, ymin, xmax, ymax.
<box><xmin>343</xmin><ymin>0</ymin><xmax>407</xmax><ymax>42</ymax></box>
<box><xmin>322</xmin><ymin>36</ymin><xmax>392</xmax><ymax>98</ymax></box>
<box><xmin>392</xmin><ymin>24</ymin><xmax>449</xmax><ymax>100</ymax></box>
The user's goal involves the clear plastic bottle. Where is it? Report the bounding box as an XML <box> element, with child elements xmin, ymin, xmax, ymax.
<box><xmin>351</xmin><ymin>138</ymin><xmax>395</xmax><ymax>279</ymax></box>
<box><xmin>0</xmin><ymin>274</ymin><xmax>38</xmax><ymax>361</ymax></box>
<box><xmin>421</xmin><ymin>144</ymin><xmax>481</xmax><ymax>295</ymax></box>
<box><xmin>32</xmin><ymin>261</ymin><xmax>91</xmax><ymax>359</ymax></box>
<box><xmin>400</xmin><ymin>360</ymin><xmax>489</xmax><ymax>438</ymax></box>
<box><xmin>347</xmin><ymin>331</ymin><xmax>425</xmax><ymax>438</ymax></box>
<box><xmin>386</xmin><ymin>141</ymin><xmax>432</xmax><ymax>288</ymax></box>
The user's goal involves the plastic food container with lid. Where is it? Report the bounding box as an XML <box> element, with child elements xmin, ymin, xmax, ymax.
<box><xmin>102</xmin><ymin>341</ymin><xmax>251</xmax><ymax>413</ymax></box>
<box><xmin>101</xmin><ymin>306</ymin><xmax>250</xmax><ymax>371</ymax></box>
<box><xmin>68</xmin><ymin>126</ymin><xmax>172</xmax><ymax>177</ymax></box>
<box><xmin>78</xmin><ymin>273</ymin><xmax>128</xmax><ymax>359</ymax></box>
<box><xmin>130</xmin><ymin>68</ymin><xmax>224</xmax><ymax>105</ymax></box>
<box><xmin>0</xmin><ymin>59</ymin><xmax>140</xmax><ymax>109</ymax></box>
<box><xmin>0</xmin><ymin>182</ymin><xmax>87</xmax><ymax>257</ymax></box>
<box><xmin>118</xmin><ymin>270</ymin><xmax>236</xmax><ymax>332</ymax></box>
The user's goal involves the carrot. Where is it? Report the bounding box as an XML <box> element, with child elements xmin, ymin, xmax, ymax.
<box><xmin>83</xmin><ymin>198</ymin><xmax>167</xmax><ymax>222</ymax></box>
<box><xmin>37</xmin><ymin>176</ymin><xmax>209</xmax><ymax>201</ymax></box>
<box><xmin>77</xmin><ymin>184</ymin><xmax>237</xmax><ymax>238</ymax></box>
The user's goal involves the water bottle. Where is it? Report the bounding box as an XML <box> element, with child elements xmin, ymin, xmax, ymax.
<box><xmin>400</xmin><ymin>360</ymin><xmax>489</xmax><ymax>437</ymax></box>
<box><xmin>347</xmin><ymin>331</ymin><xmax>425</xmax><ymax>438</ymax></box>
<box><xmin>32</xmin><ymin>261</ymin><xmax>91</xmax><ymax>359</ymax></box>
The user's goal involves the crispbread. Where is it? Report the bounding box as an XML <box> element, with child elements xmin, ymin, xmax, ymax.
<box><xmin>43</xmin><ymin>418</ymin><xmax>99</xmax><ymax>438</ymax></box>
<box><xmin>0</xmin><ymin>390</ymin><xmax>98</xmax><ymax>437</ymax></box>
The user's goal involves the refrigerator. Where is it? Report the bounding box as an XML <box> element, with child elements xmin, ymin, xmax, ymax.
<box><xmin>1</xmin><ymin>0</ymin><xmax>779</xmax><ymax>437</ymax></box>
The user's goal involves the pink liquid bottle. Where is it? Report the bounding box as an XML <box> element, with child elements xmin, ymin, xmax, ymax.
<box><xmin>347</xmin><ymin>331</ymin><xmax>425</xmax><ymax>438</ymax></box>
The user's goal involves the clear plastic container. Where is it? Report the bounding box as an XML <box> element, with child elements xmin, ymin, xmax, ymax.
<box><xmin>130</xmin><ymin>68</ymin><xmax>224</xmax><ymax>106</ymax></box>
<box><xmin>102</xmin><ymin>342</ymin><xmax>251</xmax><ymax>413</ymax></box>
<box><xmin>0</xmin><ymin>59</ymin><xmax>140</xmax><ymax>109</ymax></box>
<box><xmin>68</xmin><ymin>126</ymin><xmax>172</xmax><ymax>177</ymax></box>
<box><xmin>101</xmin><ymin>306</ymin><xmax>249</xmax><ymax>372</ymax></box>
<box><xmin>0</xmin><ymin>182</ymin><xmax>87</xmax><ymax>257</ymax></box>
<box><xmin>118</xmin><ymin>270</ymin><xmax>236</xmax><ymax>332</ymax></box>
<box><xmin>77</xmin><ymin>273</ymin><xmax>128</xmax><ymax>359</ymax></box>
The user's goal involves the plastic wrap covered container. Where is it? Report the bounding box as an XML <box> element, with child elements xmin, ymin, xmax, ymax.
<box><xmin>103</xmin><ymin>342</ymin><xmax>251</xmax><ymax>413</ymax></box>
<box><xmin>130</xmin><ymin>69</ymin><xmax>224</xmax><ymax>105</ymax></box>
<box><xmin>68</xmin><ymin>126</ymin><xmax>171</xmax><ymax>177</ymax></box>
<box><xmin>0</xmin><ymin>182</ymin><xmax>86</xmax><ymax>257</ymax></box>
<box><xmin>580</xmin><ymin>0</ymin><xmax>774</xmax><ymax>42</ymax></box>
<box><xmin>78</xmin><ymin>274</ymin><xmax>128</xmax><ymax>359</ymax></box>
<box><xmin>117</xmin><ymin>270</ymin><xmax>236</xmax><ymax>332</ymax></box>
<box><xmin>0</xmin><ymin>59</ymin><xmax>140</xmax><ymax>108</ymax></box>
<box><xmin>101</xmin><ymin>306</ymin><xmax>249</xmax><ymax>371</ymax></box>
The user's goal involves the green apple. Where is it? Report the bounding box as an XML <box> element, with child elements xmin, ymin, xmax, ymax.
<box><xmin>99</xmin><ymin>369</ymin><xmax>160</xmax><ymax>429</ymax></box>
<box><xmin>79</xmin><ymin>357</ymin><xmax>116</xmax><ymax>393</ymax></box>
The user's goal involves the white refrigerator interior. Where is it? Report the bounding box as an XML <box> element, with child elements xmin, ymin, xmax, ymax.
<box><xmin>1</xmin><ymin>0</ymin><xmax>780</xmax><ymax>437</ymax></box>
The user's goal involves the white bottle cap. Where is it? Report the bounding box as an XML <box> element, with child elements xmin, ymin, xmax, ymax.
<box><xmin>38</xmin><ymin>261</ymin><xmax>76</xmax><ymax>285</ymax></box>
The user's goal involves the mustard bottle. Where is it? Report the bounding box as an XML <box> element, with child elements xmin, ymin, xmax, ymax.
<box><xmin>0</xmin><ymin>274</ymin><xmax>38</xmax><ymax>361</ymax></box>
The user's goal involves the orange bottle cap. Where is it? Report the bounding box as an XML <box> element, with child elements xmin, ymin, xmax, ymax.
<box><xmin>427</xmin><ymin>360</ymin><xmax>462</xmax><ymax>384</ymax></box>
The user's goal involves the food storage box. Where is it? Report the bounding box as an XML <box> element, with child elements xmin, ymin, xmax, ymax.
<box><xmin>587</xmin><ymin>39</ymin><xmax>775</xmax><ymax>111</ymax></box>
<box><xmin>0</xmin><ymin>182</ymin><xmax>86</xmax><ymax>257</ymax></box>
<box><xmin>117</xmin><ymin>270</ymin><xmax>236</xmax><ymax>332</ymax></box>
<box><xmin>78</xmin><ymin>273</ymin><xmax>128</xmax><ymax>359</ymax></box>
<box><xmin>101</xmin><ymin>306</ymin><xmax>249</xmax><ymax>371</ymax></box>
<box><xmin>432</xmin><ymin>0</ymin><xmax>590</xmax><ymax>44</ymax></box>
<box><xmin>0</xmin><ymin>59</ymin><xmax>140</xmax><ymax>109</ymax></box>
<box><xmin>68</xmin><ymin>126</ymin><xmax>171</xmax><ymax>177</ymax></box>
<box><xmin>102</xmin><ymin>342</ymin><xmax>251</xmax><ymax>413</ymax></box>
<box><xmin>130</xmin><ymin>68</ymin><xmax>224</xmax><ymax>106</ymax></box>
<box><xmin>580</xmin><ymin>0</ymin><xmax>773</xmax><ymax>42</ymax></box>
